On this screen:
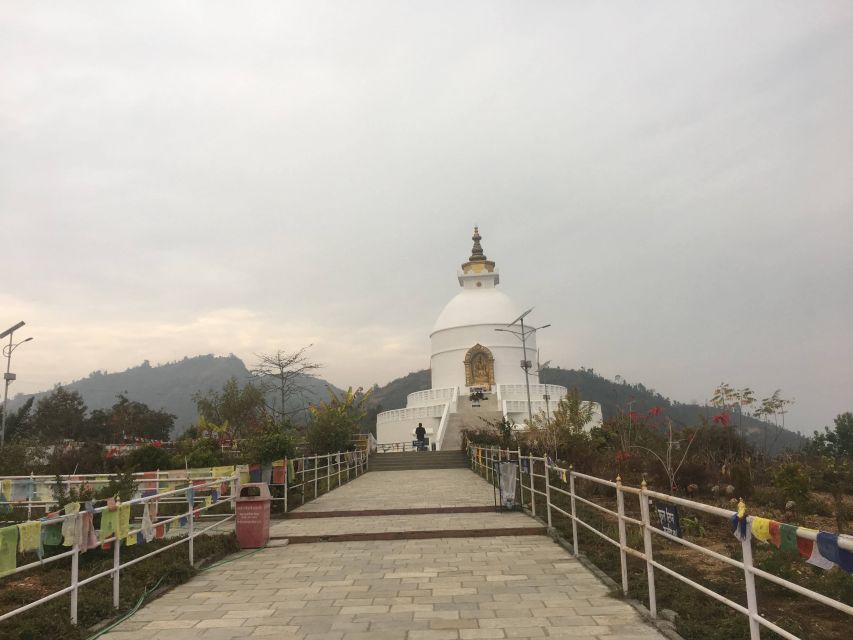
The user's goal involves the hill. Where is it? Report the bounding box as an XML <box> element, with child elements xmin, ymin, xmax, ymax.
<box><xmin>9</xmin><ymin>354</ymin><xmax>341</xmax><ymax>435</ymax></box>
<box><xmin>364</xmin><ymin>367</ymin><xmax>807</xmax><ymax>453</ymax></box>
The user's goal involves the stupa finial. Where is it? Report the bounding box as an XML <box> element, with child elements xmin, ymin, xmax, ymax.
<box><xmin>469</xmin><ymin>226</ymin><xmax>486</xmax><ymax>262</ymax></box>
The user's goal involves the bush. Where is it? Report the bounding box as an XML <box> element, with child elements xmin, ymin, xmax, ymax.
<box><xmin>173</xmin><ymin>438</ymin><xmax>224</xmax><ymax>468</ymax></box>
<box><xmin>123</xmin><ymin>444</ymin><xmax>174</xmax><ymax>472</ymax></box>
<box><xmin>240</xmin><ymin>423</ymin><xmax>295</xmax><ymax>464</ymax></box>
<box><xmin>774</xmin><ymin>462</ymin><xmax>810</xmax><ymax>504</ymax></box>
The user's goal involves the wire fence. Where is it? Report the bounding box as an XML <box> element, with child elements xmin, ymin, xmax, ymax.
<box><xmin>468</xmin><ymin>444</ymin><xmax>853</xmax><ymax>640</ymax></box>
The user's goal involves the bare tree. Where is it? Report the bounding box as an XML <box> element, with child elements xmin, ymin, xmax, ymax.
<box><xmin>250</xmin><ymin>346</ymin><xmax>323</xmax><ymax>426</ymax></box>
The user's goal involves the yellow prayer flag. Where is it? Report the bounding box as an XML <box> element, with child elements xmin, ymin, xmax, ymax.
<box><xmin>751</xmin><ymin>517</ymin><xmax>771</xmax><ymax>542</ymax></box>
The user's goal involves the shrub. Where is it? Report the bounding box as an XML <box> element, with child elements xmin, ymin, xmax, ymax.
<box><xmin>123</xmin><ymin>444</ymin><xmax>174</xmax><ymax>472</ymax></box>
<box><xmin>774</xmin><ymin>462</ymin><xmax>810</xmax><ymax>505</ymax></box>
<box><xmin>240</xmin><ymin>422</ymin><xmax>295</xmax><ymax>464</ymax></box>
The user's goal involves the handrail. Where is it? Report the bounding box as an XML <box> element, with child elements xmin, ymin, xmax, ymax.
<box><xmin>0</xmin><ymin>447</ymin><xmax>368</xmax><ymax>627</ymax></box>
<box><xmin>467</xmin><ymin>444</ymin><xmax>853</xmax><ymax>639</ymax></box>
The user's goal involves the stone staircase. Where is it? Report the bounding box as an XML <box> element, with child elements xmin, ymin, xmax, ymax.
<box><xmin>369</xmin><ymin>450</ymin><xmax>470</xmax><ymax>471</ymax></box>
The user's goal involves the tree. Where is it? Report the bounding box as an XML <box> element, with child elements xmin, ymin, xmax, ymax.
<box><xmin>3</xmin><ymin>397</ymin><xmax>33</xmax><ymax>441</ymax></box>
<box><xmin>250</xmin><ymin>346</ymin><xmax>322</xmax><ymax>425</ymax></box>
<box><xmin>525</xmin><ymin>388</ymin><xmax>594</xmax><ymax>461</ymax></box>
<box><xmin>306</xmin><ymin>387</ymin><xmax>371</xmax><ymax>454</ymax></box>
<box><xmin>87</xmin><ymin>395</ymin><xmax>174</xmax><ymax>442</ymax></box>
<box><xmin>31</xmin><ymin>387</ymin><xmax>88</xmax><ymax>441</ymax></box>
<box><xmin>808</xmin><ymin>412</ymin><xmax>853</xmax><ymax>533</ymax></box>
<box><xmin>240</xmin><ymin>417</ymin><xmax>295</xmax><ymax>464</ymax></box>
<box><xmin>192</xmin><ymin>377</ymin><xmax>266</xmax><ymax>441</ymax></box>
<box><xmin>810</xmin><ymin>412</ymin><xmax>853</xmax><ymax>458</ymax></box>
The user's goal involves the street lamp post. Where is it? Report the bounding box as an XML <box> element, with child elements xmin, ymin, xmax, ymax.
<box><xmin>538</xmin><ymin>359</ymin><xmax>552</xmax><ymax>426</ymax></box>
<box><xmin>1</xmin><ymin>321</ymin><xmax>33</xmax><ymax>448</ymax></box>
<box><xmin>495</xmin><ymin>308</ymin><xmax>550</xmax><ymax>421</ymax></box>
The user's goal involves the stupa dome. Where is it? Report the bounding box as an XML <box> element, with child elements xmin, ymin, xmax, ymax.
<box><xmin>431</xmin><ymin>288</ymin><xmax>520</xmax><ymax>334</ymax></box>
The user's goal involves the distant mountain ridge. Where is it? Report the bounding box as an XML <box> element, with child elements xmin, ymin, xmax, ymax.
<box><xmin>364</xmin><ymin>367</ymin><xmax>807</xmax><ymax>453</ymax></box>
<box><xmin>9</xmin><ymin>354</ymin><xmax>341</xmax><ymax>435</ymax></box>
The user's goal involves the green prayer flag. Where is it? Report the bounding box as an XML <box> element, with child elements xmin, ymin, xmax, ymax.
<box><xmin>99</xmin><ymin>510</ymin><xmax>118</xmax><ymax>544</ymax></box>
<box><xmin>287</xmin><ymin>459</ymin><xmax>295</xmax><ymax>482</ymax></box>
<box><xmin>780</xmin><ymin>523</ymin><xmax>798</xmax><ymax>553</ymax></box>
<box><xmin>43</xmin><ymin>523</ymin><xmax>63</xmax><ymax>546</ymax></box>
<box><xmin>0</xmin><ymin>525</ymin><xmax>18</xmax><ymax>578</ymax></box>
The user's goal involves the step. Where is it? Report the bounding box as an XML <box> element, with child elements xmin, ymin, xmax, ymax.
<box><xmin>276</xmin><ymin>527</ymin><xmax>546</xmax><ymax>544</ymax></box>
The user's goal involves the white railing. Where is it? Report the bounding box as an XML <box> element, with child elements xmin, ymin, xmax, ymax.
<box><xmin>0</xmin><ymin>473</ymin><xmax>237</xmax><ymax>626</ymax></box>
<box><xmin>432</xmin><ymin>386</ymin><xmax>457</xmax><ymax>451</ymax></box>
<box><xmin>497</xmin><ymin>383</ymin><xmax>567</xmax><ymax>399</ymax></box>
<box><xmin>279</xmin><ymin>450</ymin><xmax>367</xmax><ymax>512</ymax></box>
<box><xmin>406</xmin><ymin>387</ymin><xmax>458</xmax><ymax>407</ymax></box>
<box><xmin>0</xmin><ymin>448</ymin><xmax>368</xmax><ymax>627</ymax></box>
<box><xmin>468</xmin><ymin>445</ymin><xmax>853</xmax><ymax>640</ymax></box>
<box><xmin>375</xmin><ymin>404</ymin><xmax>446</xmax><ymax>424</ymax></box>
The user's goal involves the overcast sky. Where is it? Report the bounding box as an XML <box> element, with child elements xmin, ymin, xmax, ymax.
<box><xmin>2</xmin><ymin>2</ymin><xmax>851</xmax><ymax>434</ymax></box>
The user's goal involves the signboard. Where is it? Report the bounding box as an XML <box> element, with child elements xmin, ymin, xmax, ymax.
<box><xmin>654</xmin><ymin>501</ymin><xmax>682</xmax><ymax>538</ymax></box>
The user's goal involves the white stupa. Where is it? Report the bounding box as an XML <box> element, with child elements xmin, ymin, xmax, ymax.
<box><xmin>376</xmin><ymin>227</ymin><xmax>602</xmax><ymax>450</ymax></box>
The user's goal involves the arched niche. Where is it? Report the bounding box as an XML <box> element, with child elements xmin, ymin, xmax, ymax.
<box><xmin>464</xmin><ymin>344</ymin><xmax>495</xmax><ymax>388</ymax></box>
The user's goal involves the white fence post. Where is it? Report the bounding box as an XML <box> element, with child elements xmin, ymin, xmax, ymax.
<box><xmin>284</xmin><ymin>469</ymin><xmax>288</xmax><ymax>513</ymax></box>
<box><xmin>544</xmin><ymin>461</ymin><xmax>552</xmax><ymax>530</ymax></box>
<box><xmin>529</xmin><ymin>456</ymin><xmax>536</xmax><ymax>517</ymax></box>
<box><xmin>338</xmin><ymin>455</ymin><xmax>342</xmax><ymax>487</ymax></box>
<box><xmin>314</xmin><ymin>455</ymin><xmax>318</xmax><ymax>498</ymax></box>
<box><xmin>112</xmin><ymin>533</ymin><xmax>121</xmax><ymax>609</ymax></box>
<box><xmin>639</xmin><ymin>479</ymin><xmax>657</xmax><ymax>618</ymax></box>
<box><xmin>616</xmin><ymin>475</ymin><xmax>629</xmax><ymax>596</ymax></box>
<box><xmin>188</xmin><ymin>491</ymin><xmax>195</xmax><ymax>567</ymax></box>
<box><xmin>569</xmin><ymin>466</ymin><xmax>578</xmax><ymax>555</ymax></box>
<box><xmin>70</xmin><ymin>517</ymin><xmax>81</xmax><ymax>624</ymax></box>
<box><xmin>739</xmin><ymin>499</ymin><xmax>762</xmax><ymax>640</ymax></box>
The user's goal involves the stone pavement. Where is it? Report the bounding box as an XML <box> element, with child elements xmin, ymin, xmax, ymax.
<box><xmin>101</xmin><ymin>467</ymin><xmax>667</xmax><ymax>639</ymax></box>
<box><xmin>291</xmin><ymin>469</ymin><xmax>495</xmax><ymax>512</ymax></box>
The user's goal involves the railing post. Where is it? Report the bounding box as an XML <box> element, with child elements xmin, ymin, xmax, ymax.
<box><xmin>738</xmin><ymin>499</ymin><xmax>761</xmax><ymax>640</ymax></box>
<box><xmin>338</xmin><ymin>454</ymin><xmax>342</xmax><ymax>487</ymax></box>
<box><xmin>639</xmin><ymin>479</ymin><xmax>657</xmax><ymax>618</ymax></box>
<box><xmin>616</xmin><ymin>475</ymin><xmax>629</xmax><ymax>596</ymax></box>
<box><xmin>188</xmin><ymin>492</ymin><xmax>195</xmax><ymax>567</ymax></box>
<box><xmin>544</xmin><ymin>461</ymin><xmax>552</xmax><ymax>530</ymax></box>
<box><xmin>112</xmin><ymin>532</ymin><xmax>121</xmax><ymax>609</ymax></box>
<box><xmin>70</xmin><ymin>516</ymin><xmax>81</xmax><ymax>624</ymax></box>
<box><xmin>27</xmin><ymin>472</ymin><xmax>34</xmax><ymax>521</ymax></box>
<box><xmin>314</xmin><ymin>455</ymin><xmax>318</xmax><ymax>498</ymax></box>
<box><xmin>529</xmin><ymin>456</ymin><xmax>536</xmax><ymax>517</ymax></box>
<box><xmin>569</xmin><ymin>466</ymin><xmax>578</xmax><ymax>555</ymax></box>
<box><xmin>284</xmin><ymin>469</ymin><xmax>288</xmax><ymax>513</ymax></box>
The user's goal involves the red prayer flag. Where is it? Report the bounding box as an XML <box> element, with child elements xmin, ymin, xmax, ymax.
<box><xmin>797</xmin><ymin>535</ymin><xmax>813</xmax><ymax>559</ymax></box>
<box><xmin>769</xmin><ymin>521</ymin><xmax>781</xmax><ymax>548</ymax></box>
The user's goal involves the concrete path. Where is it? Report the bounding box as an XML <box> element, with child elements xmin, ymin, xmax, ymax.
<box><xmin>291</xmin><ymin>469</ymin><xmax>496</xmax><ymax>512</ymax></box>
<box><xmin>101</xmin><ymin>467</ymin><xmax>667</xmax><ymax>640</ymax></box>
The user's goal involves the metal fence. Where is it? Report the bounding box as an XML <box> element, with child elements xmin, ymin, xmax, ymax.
<box><xmin>0</xmin><ymin>448</ymin><xmax>368</xmax><ymax>627</ymax></box>
<box><xmin>468</xmin><ymin>444</ymin><xmax>853</xmax><ymax>640</ymax></box>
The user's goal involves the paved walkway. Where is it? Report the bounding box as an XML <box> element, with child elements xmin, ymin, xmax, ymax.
<box><xmin>102</xmin><ymin>467</ymin><xmax>666</xmax><ymax>640</ymax></box>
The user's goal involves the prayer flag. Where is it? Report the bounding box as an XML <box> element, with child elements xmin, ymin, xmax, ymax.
<box><xmin>769</xmin><ymin>521</ymin><xmax>781</xmax><ymax>548</ymax></box>
<box><xmin>179</xmin><ymin>516</ymin><xmax>188</xmax><ymax>527</ymax></box>
<box><xmin>155</xmin><ymin>524</ymin><xmax>165</xmax><ymax>539</ymax></box>
<box><xmin>730</xmin><ymin>514</ymin><xmax>748</xmax><ymax>542</ymax></box>
<box><xmin>272</xmin><ymin>465</ymin><xmax>286</xmax><ymax>485</ymax></box>
<box><xmin>780</xmin><ymin>523</ymin><xmax>798</xmax><ymax>553</ymax></box>
<box><xmin>43</xmin><ymin>522</ymin><xmax>63</xmax><ymax>546</ymax></box>
<box><xmin>125</xmin><ymin>532</ymin><xmax>136</xmax><ymax>546</ymax></box>
<box><xmin>249</xmin><ymin>464</ymin><xmax>262</xmax><ymax>483</ymax></box>
<box><xmin>751</xmin><ymin>517</ymin><xmax>771</xmax><ymax>542</ymax></box>
<box><xmin>287</xmin><ymin>459</ymin><xmax>295</xmax><ymax>482</ymax></box>
<box><xmin>100</xmin><ymin>510</ymin><xmax>118</xmax><ymax>546</ymax></box>
<box><xmin>0</xmin><ymin>525</ymin><xmax>18</xmax><ymax>577</ymax></box>
<box><xmin>261</xmin><ymin>464</ymin><xmax>272</xmax><ymax>484</ymax></box>
<box><xmin>118</xmin><ymin>504</ymin><xmax>131</xmax><ymax>539</ymax></box>
<box><xmin>807</xmin><ymin>532</ymin><xmax>835</xmax><ymax>570</ymax></box>
<box><xmin>17</xmin><ymin>521</ymin><xmax>41</xmax><ymax>553</ymax></box>
<box><xmin>211</xmin><ymin>489</ymin><xmax>219</xmax><ymax>503</ymax></box>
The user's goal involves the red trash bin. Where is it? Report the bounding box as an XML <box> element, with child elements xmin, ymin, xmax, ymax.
<box><xmin>235</xmin><ymin>483</ymin><xmax>271</xmax><ymax>548</ymax></box>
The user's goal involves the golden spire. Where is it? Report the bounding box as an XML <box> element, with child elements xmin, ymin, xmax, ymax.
<box><xmin>461</xmin><ymin>226</ymin><xmax>495</xmax><ymax>275</ymax></box>
<box><xmin>469</xmin><ymin>226</ymin><xmax>486</xmax><ymax>262</ymax></box>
